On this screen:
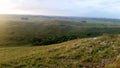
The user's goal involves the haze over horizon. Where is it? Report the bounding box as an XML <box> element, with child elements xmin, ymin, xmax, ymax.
<box><xmin>0</xmin><ymin>0</ymin><xmax>120</xmax><ymax>18</ymax></box>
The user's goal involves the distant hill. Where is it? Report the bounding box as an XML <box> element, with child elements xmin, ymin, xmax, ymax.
<box><xmin>1</xmin><ymin>14</ymin><xmax>120</xmax><ymax>23</ymax></box>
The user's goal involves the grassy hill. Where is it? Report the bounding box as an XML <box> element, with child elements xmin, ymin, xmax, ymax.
<box><xmin>105</xmin><ymin>55</ymin><xmax>120</xmax><ymax>68</ymax></box>
<box><xmin>0</xmin><ymin>34</ymin><xmax>120</xmax><ymax>68</ymax></box>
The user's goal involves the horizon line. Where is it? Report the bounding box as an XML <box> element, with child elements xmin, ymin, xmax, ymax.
<box><xmin>0</xmin><ymin>13</ymin><xmax>120</xmax><ymax>20</ymax></box>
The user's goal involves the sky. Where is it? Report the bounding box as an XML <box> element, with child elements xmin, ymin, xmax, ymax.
<box><xmin>0</xmin><ymin>0</ymin><xmax>120</xmax><ymax>18</ymax></box>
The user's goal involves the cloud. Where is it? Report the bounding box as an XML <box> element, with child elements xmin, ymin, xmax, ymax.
<box><xmin>1</xmin><ymin>0</ymin><xmax>120</xmax><ymax>18</ymax></box>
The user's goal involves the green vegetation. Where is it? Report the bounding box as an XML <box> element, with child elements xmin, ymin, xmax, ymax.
<box><xmin>105</xmin><ymin>55</ymin><xmax>120</xmax><ymax>68</ymax></box>
<box><xmin>1</xmin><ymin>15</ymin><xmax>120</xmax><ymax>68</ymax></box>
<box><xmin>1</xmin><ymin>15</ymin><xmax>120</xmax><ymax>46</ymax></box>
<box><xmin>0</xmin><ymin>35</ymin><xmax>120</xmax><ymax>68</ymax></box>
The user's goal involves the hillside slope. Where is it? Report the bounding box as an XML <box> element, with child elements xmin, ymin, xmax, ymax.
<box><xmin>0</xmin><ymin>34</ymin><xmax>120</xmax><ymax>68</ymax></box>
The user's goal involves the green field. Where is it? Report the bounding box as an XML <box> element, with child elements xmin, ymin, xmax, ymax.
<box><xmin>0</xmin><ymin>15</ymin><xmax>120</xmax><ymax>68</ymax></box>
<box><xmin>1</xmin><ymin>15</ymin><xmax>120</xmax><ymax>46</ymax></box>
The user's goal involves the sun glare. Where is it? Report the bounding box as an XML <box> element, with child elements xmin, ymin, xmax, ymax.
<box><xmin>0</xmin><ymin>0</ymin><xmax>27</xmax><ymax>14</ymax></box>
<box><xmin>0</xmin><ymin>1</ymin><xmax>13</xmax><ymax>14</ymax></box>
